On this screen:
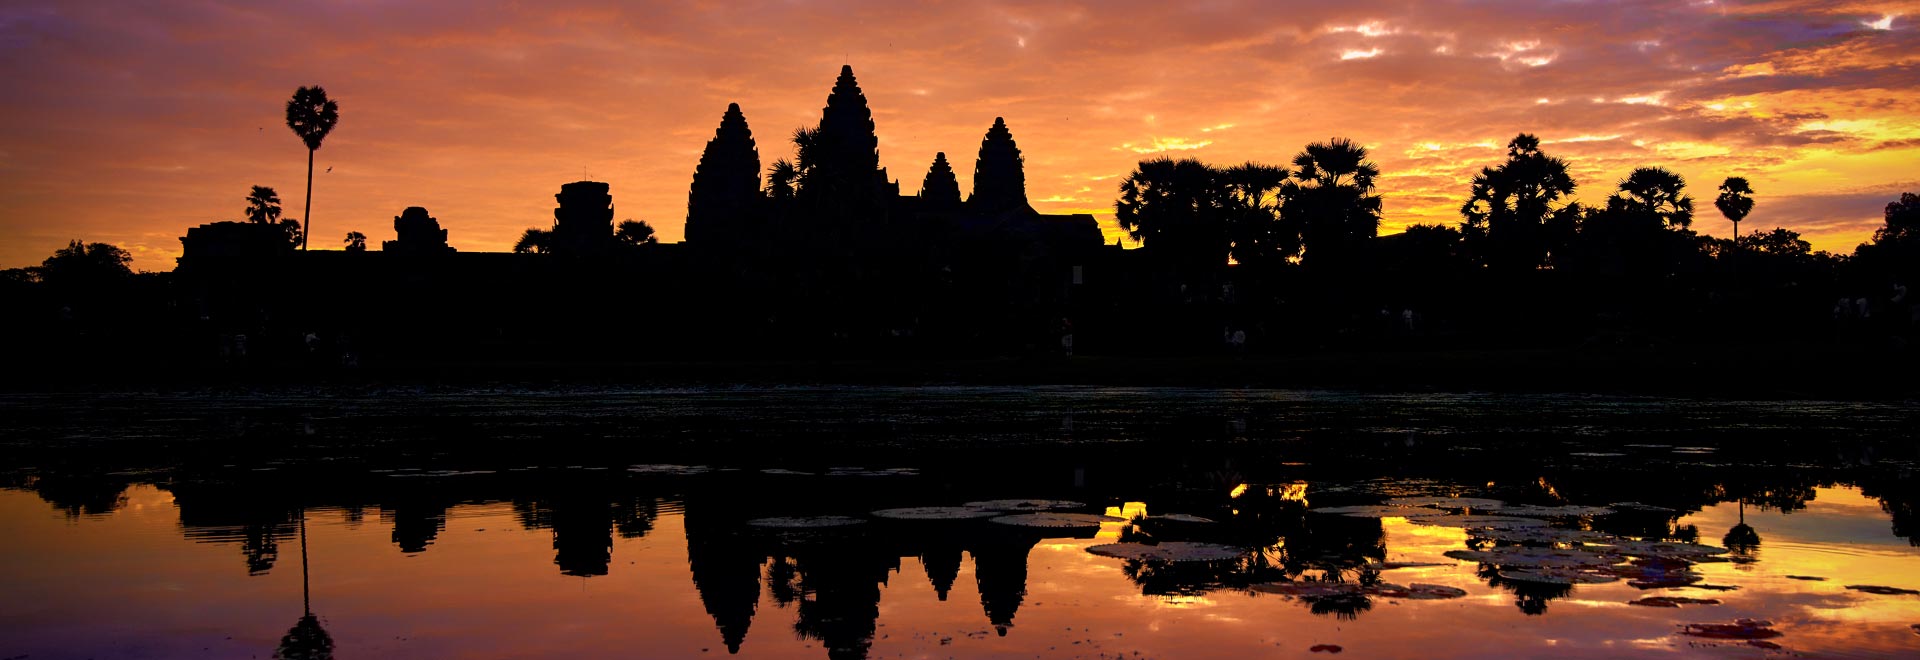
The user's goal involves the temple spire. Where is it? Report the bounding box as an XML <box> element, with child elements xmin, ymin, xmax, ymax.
<box><xmin>686</xmin><ymin>102</ymin><xmax>762</xmax><ymax>245</ymax></box>
<box><xmin>920</xmin><ymin>152</ymin><xmax>960</xmax><ymax>209</ymax></box>
<box><xmin>968</xmin><ymin>117</ymin><xmax>1029</xmax><ymax>215</ymax></box>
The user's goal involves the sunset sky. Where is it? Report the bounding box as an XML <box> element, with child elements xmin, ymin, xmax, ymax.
<box><xmin>1</xmin><ymin>0</ymin><xmax>1916</xmax><ymax>270</ymax></box>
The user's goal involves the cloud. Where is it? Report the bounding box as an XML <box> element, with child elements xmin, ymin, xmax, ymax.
<box><xmin>0</xmin><ymin>0</ymin><xmax>1914</xmax><ymax>267</ymax></box>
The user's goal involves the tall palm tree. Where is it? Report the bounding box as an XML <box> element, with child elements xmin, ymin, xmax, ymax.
<box><xmin>1715</xmin><ymin>177</ymin><xmax>1755</xmax><ymax>288</ymax></box>
<box><xmin>285</xmin><ymin>86</ymin><xmax>340</xmax><ymax>251</ymax></box>
<box><xmin>1115</xmin><ymin>157</ymin><xmax>1231</xmax><ymax>269</ymax></box>
<box><xmin>1280</xmin><ymin>138</ymin><xmax>1382</xmax><ymax>269</ymax></box>
<box><xmin>1218</xmin><ymin>161</ymin><xmax>1292</xmax><ymax>266</ymax></box>
<box><xmin>1715</xmin><ymin>177</ymin><xmax>1755</xmax><ymax>246</ymax></box>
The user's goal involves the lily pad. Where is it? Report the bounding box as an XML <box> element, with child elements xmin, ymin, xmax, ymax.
<box><xmin>1608</xmin><ymin>502</ymin><xmax>1677</xmax><ymax>513</ymax></box>
<box><xmin>1445</xmin><ymin>547</ymin><xmax>1622</xmax><ymax>569</ymax></box>
<box><xmin>1679</xmin><ymin>619</ymin><xmax>1781</xmax><ymax>640</ymax></box>
<box><xmin>1086</xmin><ymin>541</ymin><xmax>1245</xmax><ymax>563</ymax></box>
<box><xmin>870</xmin><ymin>506</ymin><xmax>1001</xmax><ymax>521</ymax></box>
<box><xmin>989</xmin><ymin>512</ymin><xmax>1122</xmax><ymax>529</ymax></box>
<box><xmin>1250</xmin><ymin>581</ymin><xmax>1361</xmax><ymax>598</ymax></box>
<box><xmin>1603</xmin><ymin>540</ymin><xmax>1729</xmax><ymax>559</ymax></box>
<box><xmin>1386</xmin><ymin>496</ymin><xmax>1506</xmax><ymax>510</ymax></box>
<box><xmin>1630</xmin><ymin>596</ymin><xmax>1721</xmax><ymax>607</ymax></box>
<box><xmin>1368</xmin><ymin>582</ymin><xmax>1470</xmax><ymax>600</ymax></box>
<box><xmin>1845</xmin><ymin>584</ymin><xmax>1920</xmax><ymax>596</ymax></box>
<box><xmin>1142</xmin><ymin>513</ymin><xmax>1218</xmax><ymax>524</ymax></box>
<box><xmin>1470</xmin><ymin>527</ymin><xmax>1614</xmax><ymax>545</ymax></box>
<box><xmin>1411</xmin><ymin>515</ymin><xmax>1550</xmax><ymax>529</ymax></box>
<box><xmin>1495</xmin><ymin>504</ymin><xmax>1615</xmax><ymax>518</ymax></box>
<box><xmin>1785</xmin><ymin>575</ymin><xmax>1827</xmax><ymax>581</ymax></box>
<box><xmin>965</xmin><ymin>499</ymin><xmax>1086</xmax><ymax>512</ymax></box>
<box><xmin>746</xmin><ymin>516</ymin><xmax>867</xmax><ymax>529</ymax></box>
<box><xmin>1497</xmin><ymin>568</ymin><xmax>1621</xmax><ymax>585</ymax></box>
<box><xmin>1312</xmin><ymin>505</ymin><xmax>1446</xmax><ymax>518</ymax></box>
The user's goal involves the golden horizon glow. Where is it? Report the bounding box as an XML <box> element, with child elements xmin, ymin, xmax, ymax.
<box><xmin>1</xmin><ymin>1</ymin><xmax>1917</xmax><ymax>269</ymax></box>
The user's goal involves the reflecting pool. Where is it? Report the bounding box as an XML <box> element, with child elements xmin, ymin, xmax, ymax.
<box><xmin>2</xmin><ymin>387</ymin><xmax>1917</xmax><ymax>658</ymax></box>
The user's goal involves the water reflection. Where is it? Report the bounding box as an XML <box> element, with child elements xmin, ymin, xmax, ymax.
<box><xmin>5</xmin><ymin>390</ymin><xmax>1920</xmax><ymax>658</ymax></box>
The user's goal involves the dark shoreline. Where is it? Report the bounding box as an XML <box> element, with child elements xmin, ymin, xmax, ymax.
<box><xmin>8</xmin><ymin>343</ymin><xmax>1914</xmax><ymax>399</ymax></box>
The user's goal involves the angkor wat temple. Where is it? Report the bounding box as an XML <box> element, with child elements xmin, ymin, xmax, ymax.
<box><xmin>173</xmin><ymin>66</ymin><xmax>1127</xmax><ymax>362</ymax></box>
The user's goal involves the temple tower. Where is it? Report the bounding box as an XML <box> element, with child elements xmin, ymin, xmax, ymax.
<box><xmin>968</xmin><ymin>117</ymin><xmax>1030</xmax><ymax>215</ymax></box>
<box><xmin>686</xmin><ymin>103</ymin><xmax>762</xmax><ymax>246</ymax></box>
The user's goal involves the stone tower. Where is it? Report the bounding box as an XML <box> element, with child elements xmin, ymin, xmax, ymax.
<box><xmin>969</xmin><ymin>117</ymin><xmax>1029</xmax><ymax>215</ymax></box>
<box><xmin>383</xmin><ymin>206</ymin><xmax>453</xmax><ymax>254</ymax></box>
<box><xmin>553</xmin><ymin>181</ymin><xmax>613</xmax><ymax>254</ymax></box>
<box><xmin>919</xmin><ymin>152</ymin><xmax>961</xmax><ymax>210</ymax></box>
<box><xmin>686</xmin><ymin>103</ymin><xmax>762</xmax><ymax>246</ymax></box>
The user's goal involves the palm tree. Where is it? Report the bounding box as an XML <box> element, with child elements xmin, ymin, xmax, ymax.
<box><xmin>1218</xmin><ymin>161</ymin><xmax>1292</xmax><ymax>266</ymax></box>
<box><xmin>1611</xmin><ymin>167</ymin><xmax>1693</xmax><ymax>229</ymax></box>
<box><xmin>342</xmin><ymin>232</ymin><xmax>367</xmax><ymax>252</ymax></box>
<box><xmin>615</xmin><ymin>220</ymin><xmax>657</xmax><ymax>246</ymax></box>
<box><xmin>1115</xmin><ymin>157</ymin><xmax>1231</xmax><ymax>269</ymax></box>
<box><xmin>1280</xmin><ymin>138</ymin><xmax>1382</xmax><ymax>270</ymax></box>
<box><xmin>767</xmin><ymin>159</ymin><xmax>799</xmax><ymax>200</ymax></box>
<box><xmin>1715</xmin><ymin>177</ymin><xmax>1755</xmax><ymax>289</ymax></box>
<box><xmin>1460</xmin><ymin>134</ymin><xmax>1577</xmax><ymax>271</ymax></box>
<box><xmin>285</xmin><ymin>86</ymin><xmax>340</xmax><ymax>251</ymax></box>
<box><xmin>245</xmin><ymin>186</ymin><xmax>282</xmax><ymax>224</ymax></box>
<box><xmin>513</xmin><ymin>228</ymin><xmax>552</xmax><ymax>254</ymax></box>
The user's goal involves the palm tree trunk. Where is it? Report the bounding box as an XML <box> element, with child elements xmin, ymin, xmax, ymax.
<box><xmin>302</xmin><ymin>149</ymin><xmax>314</xmax><ymax>251</ymax></box>
<box><xmin>300</xmin><ymin>510</ymin><xmax>311</xmax><ymax>615</ymax></box>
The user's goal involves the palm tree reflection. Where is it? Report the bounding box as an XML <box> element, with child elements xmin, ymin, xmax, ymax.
<box><xmin>274</xmin><ymin>510</ymin><xmax>333</xmax><ymax>660</ymax></box>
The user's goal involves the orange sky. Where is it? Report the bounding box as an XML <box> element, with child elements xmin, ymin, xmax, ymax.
<box><xmin>1</xmin><ymin>0</ymin><xmax>1916</xmax><ymax>270</ymax></box>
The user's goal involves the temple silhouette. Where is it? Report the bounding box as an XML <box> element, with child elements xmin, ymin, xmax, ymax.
<box><xmin>170</xmin><ymin>65</ymin><xmax>1109</xmax><ymax>362</ymax></box>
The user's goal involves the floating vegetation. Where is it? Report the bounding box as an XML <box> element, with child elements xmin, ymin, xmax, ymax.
<box><xmin>1470</xmin><ymin>527</ymin><xmax>1613</xmax><ymax>545</ymax></box>
<box><xmin>1494</xmin><ymin>504</ymin><xmax>1615</xmax><ymax>518</ymax></box>
<box><xmin>1496</xmin><ymin>568</ymin><xmax>1621</xmax><ymax>585</ymax></box>
<box><xmin>1845</xmin><ymin>585</ymin><xmax>1920</xmax><ymax>596</ymax></box>
<box><xmin>1568</xmin><ymin>452</ymin><xmax>1625</xmax><ymax>457</ymax></box>
<box><xmin>1251</xmin><ymin>580</ymin><xmax>1468</xmax><ymax>601</ymax></box>
<box><xmin>627</xmin><ymin>464</ymin><xmax>712</xmax><ymax>476</ymax></box>
<box><xmin>1603</xmin><ymin>540</ymin><xmax>1729</xmax><ymax>559</ymax></box>
<box><xmin>988</xmin><ymin>512</ymin><xmax>1121</xmax><ymax>529</ymax></box>
<box><xmin>1141</xmin><ymin>513</ymin><xmax>1218</xmax><ymax>524</ymax></box>
<box><xmin>1086</xmin><ymin>541</ymin><xmax>1245</xmax><ymax>563</ymax></box>
<box><xmin>759</xmin><ymin>468</ymin><xmax>815</xmax><ymax>476</ymax></box>
<box><xmin>964</xmin><ymin>499</ymin><xmax>1086</xmax><ymax>512</ymax></box>
<box><xmin>745</xmin><ymin>516</ymin><xmax>867</xmax><ymax>529</ymax></box>
<box><xmin>1386</xmin><ymin>496</ymin><xmax>1506</xmax><ymax>510</ymax></box>
<box><xmin>826</xmin><ymin>467</ymin><xmax>918</xmax><ymax>477</ymax></box>
<box><xmin>1375</xmin><ymin>561</ymin><xmax>1451</xmax><ymax>571</ymax></box>
<box><xmin>1679</xmin><ymin>619</ymin><xmax>1782</xmax><ymax>640</ymax></box>
<box><xmin>1608</xmin><ymin>502</ymin><xmax>1677</xmax><ymax>513</ymax></box>
<box><xmin>1629</xmin><ymin>596</ymin><xmax>1722</xmax><ymax>608</ymax></box>
<box><xmin>1785</xmin><ymin>575</ymin><xmax>1827</xmax><ymax>581</ymax></box>
<box><xmin>1411</xmin><ymin>515</ymin><xmax>1550</xmax><ymax>529</ymax></box>
<box><xmin>1309</xmin><ymin>644</ymin><xmax>1343</xmax><ymax>653</ymax></box>
<box><xmin>1311</xmin><ymin>505</ymin><xmax>1446</xmax><ymax>518</ymax></box>
<box><xmin>870</xmin><ymin>506</ymin><xmax>1000</xmax><ymax>521</ymax></box>
<box><xmin>1367</xmin><ymin>583</ymin><xmax>1470</xmax><ymax>600</ymax></box>
<box><xmin>1444</xmin><ymin>547</ymin><xmax>1622</xmax><ymax>569</ymax></box>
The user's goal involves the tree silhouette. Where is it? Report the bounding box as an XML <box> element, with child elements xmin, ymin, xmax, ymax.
<box><xmin>244</xmin><ymin>185</ymin><xmax>302</xmax><ymax>248</ymax></box>
<box><xmin>1871</xmin><ymin>192</ymin><xmax>1920</xmax><ymax>245</ymax></box>
<box><xmin>343</xmin><ymin>232</ymin><xmax>366</xmax><ymax>252</ymax></box>
<box><xmin>285</xmin><ymin>86</ymin><xmax>339</xmax><ymax>251</ymax></box>
<box><xmin>1610</xmin><ymin>167</ymin><xmax>1693</xmax><ymax>229</ymax></box>
<box><xmin>1460</xmin><ymin>134</ymin><xmax>1576</xmax><ymax>272</ymax></box>
<box><xmin>1281</xmin><ymin>138</ymin><xmax>1382</xmax><ymax>270</ymax></box>
<box><xmin>513</xmin><ymin>228</ymin><xmax>553</xmax><ymax>254</ymax></box>
<box><xmin>40</xmin><ymin>240</ymin><xmax>132</xmax><ymax>288</ymax></box>
<box><xmin>616</xmin><ymin>220</ymin><xmax>657</xmax><ymax>246</ymax></box>
<box><xmin>1116</xmin><ymin>157</ymin><xmax>1232</xmax><ymax>270</ymax></box>
<box><xmin>766</xmin><ymin>159</ymin><xmax>799</xmax><ymax>201</ymax></box>
<box><xmin>1219</xmin><ymin>161</ymin><xmax>1292</xmax><ymax>267</ymax></box>
<box><xmin>1715</xmin><ymin>177</ymin><xmax>1755</xmax><ymax>241</ymax></box>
